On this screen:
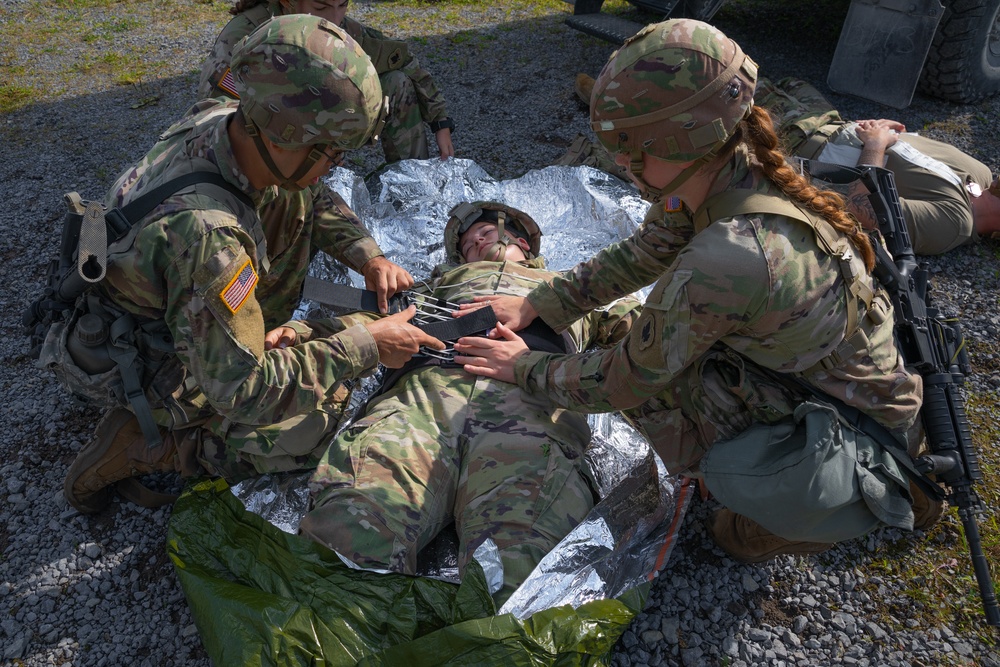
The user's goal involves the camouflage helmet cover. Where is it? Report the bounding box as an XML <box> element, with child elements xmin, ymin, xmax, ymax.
<box><xmin>230</xmin><ymin>14</ymin><xmax>387</xmax><ymax>150</ymax></box>
<box><xmin>444</xmin><ymin>201</ymin><xmax>542</xmax><ymax>265</ymax></box>
<box><xmin>590</xmin><ymin>19</ymin><xmax>758</xmax><ymax>163</ymax></box>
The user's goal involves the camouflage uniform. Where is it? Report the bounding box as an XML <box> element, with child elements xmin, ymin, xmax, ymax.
<box><xmin>50</xmin><ymin>18</ymin><xmax>386</xmax><ymax>481</ymax></box>
<box><xmin>198</xmin><ymin>3</ymin><xmax>449</xmax><ymax>163</ymax></box>
<box><xmin>253</xmin><ymin>163</ymin><xmax>381</xmax><ymax>330</ymax></box>
<box><xmin>300</xmin><ymin>257</ymin><xmax>640</xmax><ymax>603</ymax></box>
<box><xmin>757</xmin><ymin>76</ymin><xmax>995</xmax><ymax>255</ymax></box>
<box><xmin>510</xmin><ymin>21</ymin><xmax>922</xmax><ymax>544</ymax></box>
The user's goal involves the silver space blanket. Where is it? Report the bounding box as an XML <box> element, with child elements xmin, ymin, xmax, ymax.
<box><xmin>231</xmin><ymin>158</ymin><xmax>691</xmax><ymax>620</ymax></box>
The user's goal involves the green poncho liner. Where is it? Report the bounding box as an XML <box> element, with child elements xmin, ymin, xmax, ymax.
<box><xmin>167</xmin><ymin>478</ymin><xmax>650</xmax><ymax>666</ymax></box>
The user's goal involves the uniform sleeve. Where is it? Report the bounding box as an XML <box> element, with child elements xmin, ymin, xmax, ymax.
<box><xmin>196</xmin><ymin>13</ymin><xmax>259</xmax><ymax>100</ymax></box>
<box><xmin>528</xmin><ymin>201</ymin><xmax>694</xmax><ymax>332</ymax></box>
<box><xmin>399</xmin><ymin>56</ymin><xmax>448</xmax><ymax>123</ymax></box>
<box><xmin>311</xmin><ymin>185</ymin><xmax>383</xmax><ymax>272</ymax></box>
<box><xmin>163</xmin><ymin>217</ymin><xmax>380</xmax><ymax>426</ymax></box>
<box><xmin>514</xmin><ymin>234</ymin><xmax>771</xmax><ymax>413</ymax></box>
<box><xmin>566</xmin><ymin>296</ymin><xmax>642</xmax><ymax>353</ymax></box>
<box><xmin>357</xmin><ymin>21</ymin><xmax>448</xmax><ymax>123</ymax></box>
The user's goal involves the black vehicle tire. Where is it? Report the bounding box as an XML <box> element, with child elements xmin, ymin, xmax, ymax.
<box><xmin>919</xmin><ymin>0</ymin><xmax>1000</xmax><ymax>103</ymax></box>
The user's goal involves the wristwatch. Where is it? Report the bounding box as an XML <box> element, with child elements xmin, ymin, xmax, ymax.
<box><xmin>428</xmin><ymin>117</ymin><xmax>455</xmax><ymax>134</ymax></box>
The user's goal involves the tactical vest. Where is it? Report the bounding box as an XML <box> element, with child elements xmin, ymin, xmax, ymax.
<box><xmin>693</xmin><ymin>187</ymin><xmax>891</xmax><ymax>377</ymax></box>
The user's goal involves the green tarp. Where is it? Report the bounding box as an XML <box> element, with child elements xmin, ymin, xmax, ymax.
<box><xmin>167</xmin><ymin>479</ymin><xmax>649</xmax><ymax>666</ymax></box>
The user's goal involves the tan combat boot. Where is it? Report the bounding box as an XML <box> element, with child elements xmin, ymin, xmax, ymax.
<box><xmin>910</xmin><ymin>479</ymin><xmax>945</xmax><ymax>530</ymax></box>
<box><xmin>64</xmin><ymin>408</ymin><xmax>181</xmax><ymax>514</ymax></box>
<box><xmin>708</xmin><ymin>509</ymin><xmax>833</xmax><ymax>563</ymax></box>
<box><xmin>574</xmin><ymin>73</ymin><xmax>595</xmax><ymax>105</ymax></box>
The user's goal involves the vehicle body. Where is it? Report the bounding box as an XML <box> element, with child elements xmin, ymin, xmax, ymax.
<box><xmin>564</xmin><ymin>0</ymin><xmax>1000</xmax><ymax>108</ymax></box>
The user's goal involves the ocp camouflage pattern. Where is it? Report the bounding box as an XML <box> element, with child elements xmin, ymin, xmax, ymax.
<box><xmin>517</xmin><ymin>146</ymin><xmax>921</xmax><ymax>474</ymax></box>
<box><xmin>256</xmin><ymin>184</ymin><xmax>381</xmax><ymax>330</ymax></box>
<box><xmin>198</xmin><ymin>6</ymin><xmax>448</xmax><ymax>160</ymax></box>
<box><xmin>84</xmin><ymin>101</ymin><xmax>381</xmax><ymax>471</ymax></box>
<box><xmin>591</xmin><ymin>19</ymin><xmax>756</xmax><ymax>162</ymax></box>
<box><xmin>301</xmin><ymin>256</ymin><xmax>640</xmax><ymax>602</ymax></box>
<box><xmin>230</xmin><ymin>14</ymin><xmax>384</xmax><ymax>150</ymax></box>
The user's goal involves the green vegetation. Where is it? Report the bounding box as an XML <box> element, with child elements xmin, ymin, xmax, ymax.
<box><xmin>0</xmin><ymin>0</ymin><xmax>230</xmax><ymax>112</ymax></box>
<box><xmin>0</xmin><ymin>82</ymin><xmax>34</xmax><ymax>114</ymax></box>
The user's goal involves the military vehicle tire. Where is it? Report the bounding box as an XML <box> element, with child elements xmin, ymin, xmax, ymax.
<box><xmin>919</xmin><ymin>0</ymin><xmax>1000</xmax><ymax>103</ymax></box>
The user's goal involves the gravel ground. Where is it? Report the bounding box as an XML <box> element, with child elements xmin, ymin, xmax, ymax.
<box><xmin>1</xmin><ymin>0</ymin><xmax>999</xmax><ymax>665</ymax></box>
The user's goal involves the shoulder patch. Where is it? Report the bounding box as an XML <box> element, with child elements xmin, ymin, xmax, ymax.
<box><xmin>216</xmin><ymin>68</ymin><xmax>240</xmax><ymax>99</ymax></box>
<box><xmin>220</xmin><ymin>258</ymin><xmax>258</xmax><ymax>314</ymax></box>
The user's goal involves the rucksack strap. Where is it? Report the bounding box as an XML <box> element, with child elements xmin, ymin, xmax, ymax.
<box><xmin>93</xmin><ymin>172</ymin><xmax>257</xmax><ymax>449</ymax></box>
<box><xmin>105</xmin><ymin>171</ymin><xmax>255</xmax><ymax>239</ymax></box>
<box><xmin>694</xmin><ymin>188</ymin><xmax>883</xmax><ymax>375</ymax></box>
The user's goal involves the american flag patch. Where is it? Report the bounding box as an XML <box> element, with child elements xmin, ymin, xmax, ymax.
<box><xmin>216</xmin><ymin>68</ymin><xmax>240</xmax><ymax>99</ymax></box>
<box><xmin>220</xmin><ymin>259</ymin><xmax>257</xmax><ymax>314</ymax></box>
<box><xmin>663</xmin><ymin>196</ymin><xmax>683</xmax><ymax>212</ymax></box>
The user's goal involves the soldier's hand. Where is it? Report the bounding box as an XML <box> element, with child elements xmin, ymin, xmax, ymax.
<box><xmin>856</xmin><ymin>119</ymin><xmax>905</xmax><ymax>150</ymax></box>
<box><xmin>264</xmin><ymin>326</ymin><xmax>297</xmax><ymax>350</ymax></box>
<box><xmin>453</xmin><ymin>294</ymin><xmax>537</xmax><ymax>332</ymax></box>
<box><xmin>453</xmin><ymin>322</ymin><xmax>528</xmax><ymax>384</ymax></box>
<box><xmin>362</xmin><ymin>256</ymin><xmax>414</xmax><ymax>314</ymax></box>
<box><xmin>366</xmin><ymin>305</ymin><xmax>445</xmax><ymax>368</ymax></box>
<box><xmin>435</xmin><ymin>128</ymin><xmax>455</xmax><ymax>160</ymax></box>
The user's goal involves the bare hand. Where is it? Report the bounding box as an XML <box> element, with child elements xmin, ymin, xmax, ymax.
<box><xmin>264</xmin><ymin>326</ymin><xmax>297</xmax><ymax>351</ymax></box>
<box><xmin>453</xmin><ymin>294</ymin><xmax>537</xmax><ymax>332</ymax></box>
<box><xmin>453</xmin><ymin>322</ymin><xmax>528</xmax><ymax>384</ymax></box>
<box><xmin>362</xmin><ymin>256</ymin><xmax>414</xmax><ymax>314</ymax></box>
<box><xmin>855</xmin><ymin>119</ymin><xmax>905</xmax><ymax>151</ymax></box>
<box><xmin>366</xmin><ymin>305</ymin><xmax>445</xmax><ymax>368</ymax></box>
<box><xmin>435</xmin><ymin>128</ymin><xmax>455</xmax><ymax>160</ymax></box>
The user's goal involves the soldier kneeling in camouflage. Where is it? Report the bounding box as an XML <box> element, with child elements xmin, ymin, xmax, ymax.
<box><xmin>48</xmin><ymin>15</ymin><xmax>442</xmax><ymax>515</ymax></box>
<box><xmin>456</xmin><ymin>19</ymin><xmax>942</xmax><ymax>564</ymax></box>
<box><xmin>297</xmin><ymin>202</ymin><xmax>641</xmax><ymax>605</ymax></box>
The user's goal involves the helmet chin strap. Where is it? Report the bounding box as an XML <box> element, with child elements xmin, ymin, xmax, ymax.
<box><xmin>246</xmin><ymin>120</ymin><xmax>324</xmax><ymax>190</ymax></box>
<box><xmin>479</xmin><ymin>212</ymin><xmax>528</xmax><ymax>262</ymax></box>
<box><xmin>628</xmin><ymin>147</ymin><xmax>718</xmax><ymax>204</ymax></box>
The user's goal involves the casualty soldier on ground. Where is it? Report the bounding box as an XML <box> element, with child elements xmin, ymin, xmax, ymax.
<box><xmin>454</xmin><ymin>19</ymin><xmax>943</xmax><ymax>563</ymax></box>
<box><xmin>754</xmin><ymin>76</ymin><xmax>1000</xmax><ymax>255</ymax></box>
<box><xmin>297</xmin><ymin>202</ymin><xmax>640</xmax><ymax>604</ymax></box>
<box><xmin>44</xmin><ymin>15</ymin><xmax>443</xmax><ymax>514</ymax></box>
<box><xmin>201</xmin><ymin>0</ymin><xmax>455</xmax><ymax>165</ymax></box>
<box><xmin>568</xmin><ymin>73</ymin><xmax>1000</xmax><ymax>256</ymax></box>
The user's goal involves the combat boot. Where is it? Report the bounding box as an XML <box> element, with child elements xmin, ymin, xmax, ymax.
<box><xmin>910</xmin><ymin>479</ymin><xmax>945</xmax><ymax>530</ymax></box>
<box><xmin>708</xmin><ymin>509</ymin><xmax>833</xmax><ymax>563</ymax></box>
<box><xmin>575</xmin><ymin>73</ymin><xmax>595</xmax><ymax>105</ymax></box>
<box><xmin>64</xmin><ymin>408</ymin><xmax>181</xmax><ymax>514</ymax></box>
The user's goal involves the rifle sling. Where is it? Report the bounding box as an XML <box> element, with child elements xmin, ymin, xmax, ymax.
<box><xmin>792</xmin><ymin>376</ymin><xmax>946</xmax><ymax>502</ymax></box>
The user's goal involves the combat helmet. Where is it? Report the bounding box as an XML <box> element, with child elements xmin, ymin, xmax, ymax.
<box><xmin>230</xmin><ymin>14</ymin><xmax>388</xmax><ymax>186</ymax></box>
<box><xmin>444</xmin><ymin>202</ymin><xmax>542</xmax><ymax>264</ymax></box>
<box><xmin>590</xmin><ymin>19</ymin><xmax>758</xmax><ymax>202</ymax></box>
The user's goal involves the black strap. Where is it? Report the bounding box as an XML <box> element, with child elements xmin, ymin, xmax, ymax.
<box><xmin>789</xmin><ymin>376</ymin><xmax>946</xmax><ymax>502</ymax></box>
<box><xmin>104</xmin><ymin>171</ymin><xmax>254</xmax><ymax>239</ymax></box>
<box><xmin>302</xmin><ymin>277</ymin><xmax>411</xmax><ymax>314</ymax></box>
<box><xmin>517</xmin><ymin>319</ymin><xmax>568</xmax><ymax>355</ymax></box>
<box><xmin>418</xmin><ymin>306</ymin><xmax>497</xmax><ymax>341</ymax></box>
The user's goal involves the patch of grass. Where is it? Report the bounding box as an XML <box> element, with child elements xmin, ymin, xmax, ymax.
<box><xmin>851</xmin><ymin>388</ymin><xmax>1000</xmax><ymax>641</ymax></box>
<box><xmin>0</xmin><ymin>82</ymin><xmax>36</xmax><ymax>112</ymax></box>
<box><xmin>0</xmin><ymin>0</ymin><xmax>231</xmax><ymax>106</ymax></box>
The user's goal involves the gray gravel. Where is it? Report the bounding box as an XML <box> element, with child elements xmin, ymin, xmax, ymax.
<box><xmin>2</xmin><ymin>1</ymin><xmax>999</xmax><ymax>665</ymax></box>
